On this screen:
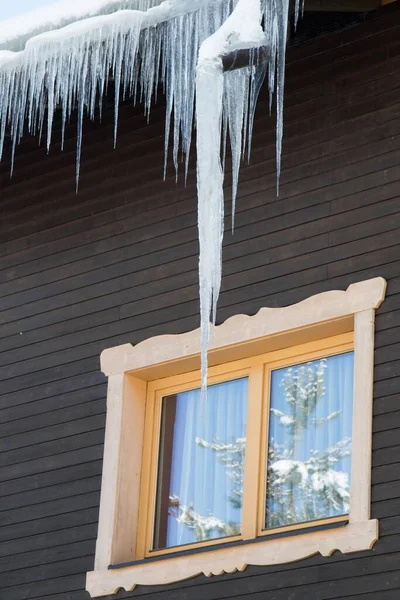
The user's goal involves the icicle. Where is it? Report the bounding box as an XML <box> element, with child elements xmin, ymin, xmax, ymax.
<box><xmin>294</xmin><ymin>0</ymin><xmax>305</xmax><ymax>27</ymax></box>
<box><xmin>272</xmin><ymin>0</ymin><xmax>289</xmax><ymax>193</ymax></box>
<box><xmin>158</xmin><ymin>0</ymin><xmax>235</xmax><ymax>182</ymax></box>
<box><xmin>196</xmin><ymin>0</ymin><xmax>264</xmax><ymax>404</ymax></box>
<box><xmin>196</xmin><ymin>55</ymin><xmax>224</xmax><ymax>404</ymax></box>
<box><xmin>224</xmin><ymin>68</ymin><xmax>249</xmax><ymax>232</ymax></box>
<box><xmin>196</xmin><ymin>0</ymin><xmax>297</xmax><ymax>403</ymax></box>
<box><xmin>248</xmin><ymin>47</ymin><xmax>267</xmax><ymax>163</ymax></box>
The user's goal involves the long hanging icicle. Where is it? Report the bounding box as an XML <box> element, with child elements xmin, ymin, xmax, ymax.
<box><xmin>196</xmin><ymin>0</ymin><xmax>302</xmax><ymax>401</ymax></box>
<box><xmin>196</xmin><ymin>0</ymin><xmax>264</xmax><ymax>403</ymax></box>
<box><xmin>262</xmin><ymin>0</ymin><xmax>290</xmax><ymax>190</ymax></box>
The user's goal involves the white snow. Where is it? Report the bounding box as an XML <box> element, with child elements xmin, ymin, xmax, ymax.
<box><xmin>312</xmin><ymin>470</ymin><xmax>349</xmax><ymax>496</ymax></box>
<box><xmin>0</xmin><ymin>51</ymin><xmax>20</xmax><ymax>68</ymax></box>
<box><xmin>270</xmin><ymin>459</ymin><xmax>309</xmax><ymax>486</ymax></box>
<box><xmin>0</xmin><ymin>0</ymin><xmax>301</xmax><ymax>396</ymax></box>
<box><xmin>280</xmin><ymin>415</ymin><xmax>296</xmax><ymax>426</ymax></box>
<box><xmin>271</xmin><ymin>459</ymin><xmax>350</xmax><ymax>508</ymax></box>
<box><xmin>0</xmin><ymin>0</ymin><xmax>162</xmax><ymax>50</ymax></box>
<box><xmin>311</xmin><ymin>469</ymin><xmax>350</xmax><ymax>511</ymax></box>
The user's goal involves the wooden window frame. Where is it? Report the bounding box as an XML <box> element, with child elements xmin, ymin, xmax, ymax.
<box><xmin>140</xmin><ymin>334</ymin><xmax>354</xmax><ymax>559</ymax></box>
<box><xmin>86</xmin><ymin>277</ymin><xmax>386</xmax><ymax>598</ymax></box>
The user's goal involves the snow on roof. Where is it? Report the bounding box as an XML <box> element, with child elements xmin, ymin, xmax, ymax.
<box><xmin>0</xmin><ymin>0</ymin><xmax>236</xmax><ymax>179</ymax></box>
<box><xmin>0</xmin><ymin>0</ymin><xmax>162</xmax><ymax>51</ymax></box>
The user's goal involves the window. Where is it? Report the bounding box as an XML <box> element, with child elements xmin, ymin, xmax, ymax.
<box><xmin>137</xmin><ymin>335</ymin><xmax>354</xmax><ymax>559</ymax></box>
<box><xmin>86</xmin><ymin>277</ymin><xmax>386</xmax><ymax>598</ymax></box>
<box><xmin>153</xmin><ymin>378</ymin><xmax>248</xmax><ymax>552</ymax></box>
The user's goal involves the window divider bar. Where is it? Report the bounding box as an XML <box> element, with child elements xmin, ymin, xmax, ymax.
<box><xmin>258</xmin><ymin>365</ymin><xmax>271</xmax><ymax>536</ymax></box>
<box><xmin>241</xmin><ymin>363</ymin><xmax>265</xmax><ymax>541</ymax></box>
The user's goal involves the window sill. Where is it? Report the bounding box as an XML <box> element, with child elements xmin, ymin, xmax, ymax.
<box><xmin>86</xmin><ymin>519</ymin><xmax>378</xmax><ymax>597</ymax></box>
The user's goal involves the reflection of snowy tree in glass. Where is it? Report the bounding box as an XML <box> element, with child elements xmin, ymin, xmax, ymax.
<box><xmin>167</xmin><ymin>437</ymin><xmax>246</xmax><ymax>541</ymax></box>
<box><xmin>266</xmin><ymin>359</ymin><xmax>351</xmax><ymax>529</ymax></box>
<box><xmin>166</xmin><ymin>358</ymin><xmax>351</xmax><ymax>539</ymax></box>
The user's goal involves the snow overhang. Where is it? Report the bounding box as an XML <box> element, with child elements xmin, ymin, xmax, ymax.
<box><xmin>0</xmin><ymin>0</ymin><xmax>266</xmax><ymax>181</ymax></box>
<box><xmin>0</xmin><ymin>0</ymin><xmax>164</xmax><ymax>52</ymax></box>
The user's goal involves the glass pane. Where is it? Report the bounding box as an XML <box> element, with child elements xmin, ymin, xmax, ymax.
<box><xmin>153</xmin><ymin>377</ymin><xmax>248</xmax><ymax>550</ymax></box>
<box><xmin>265</xmin><ymin>352</ymin><xmax>354</xmax><ymax>530</ymax></box>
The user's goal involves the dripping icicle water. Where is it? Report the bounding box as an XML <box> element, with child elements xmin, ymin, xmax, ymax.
<box><xmin>0</xmin><ymin>0</ymin><xmax>303</xmax><ymax>403</ymax></box>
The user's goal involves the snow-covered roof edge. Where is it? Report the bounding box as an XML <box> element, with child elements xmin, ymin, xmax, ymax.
<box><xmin>0</xmin><ymin>0</ymin><xmax>163</xmax><ymax>51</ymax></box>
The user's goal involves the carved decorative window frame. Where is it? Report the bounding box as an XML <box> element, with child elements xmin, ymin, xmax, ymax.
<box><xmin>86</xmin><ymin>277</ymin><xmax>386</xmax><ymax>598</ymax></box>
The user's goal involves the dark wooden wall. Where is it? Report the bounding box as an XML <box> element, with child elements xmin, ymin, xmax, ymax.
<box><xmin>1</xmin><ymin>4</ymin><xmax>400</xmax><ymax>600</ymax></box>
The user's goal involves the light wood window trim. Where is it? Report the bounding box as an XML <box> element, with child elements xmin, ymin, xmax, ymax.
<box><xmin>86</xmin><ymin>277</ymin><xmax>386</xmax><ymax>598</ymax></box>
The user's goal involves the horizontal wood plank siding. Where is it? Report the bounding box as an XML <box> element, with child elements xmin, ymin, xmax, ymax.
<box><xmin>1</xmin><ymin>4</ymin><xmax>400</xmax><ymax>599</ymax></box>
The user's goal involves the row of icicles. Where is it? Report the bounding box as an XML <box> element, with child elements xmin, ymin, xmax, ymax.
<box><xmin>0</xmin><ymin>0</ymin><xmax>303</xmax><ymax>401</ymax></box>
